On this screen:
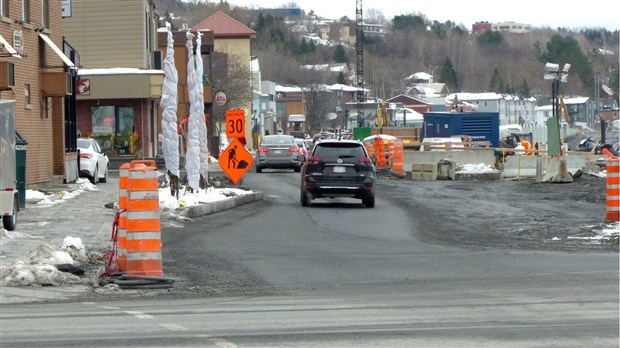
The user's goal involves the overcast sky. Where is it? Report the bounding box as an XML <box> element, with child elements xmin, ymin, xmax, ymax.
<box><xmin>222</xmin><ymin>0</ymin><xmax>619</xmax><ymax>31</ymax></box>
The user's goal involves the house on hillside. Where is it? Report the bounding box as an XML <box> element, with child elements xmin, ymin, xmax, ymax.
<box><xmin>302</xmin><ymin>63</ymin><xmax>352</xmax><ymax>83</ymax></box>
<box><xmin>386</xmin><ymin>95</ymin><xmax>433</xmax><ymax>115</ymax></box>
<box><xmin>63</xmin><ymin>0</ymin><xmax>164</xmax><ymax>164</ymax></box>
<box><xmin>402</xmin><ymin>72</ymin><xmax>448</xmax><ymax>98</ymax></box>
<box><xmin>1</xmin><ymin>0</ymin><xmax>78</xmax><ymax>187</ymax></box>
<box><xmin>192</xmin><ymin>11</ymin><xmax>256</xmax><ymax>148</ymax></box>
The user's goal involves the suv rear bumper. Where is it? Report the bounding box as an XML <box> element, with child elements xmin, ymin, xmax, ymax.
<box><xmin>304</xmin><ymin>180</ymin><xmax>374</xmax><ymax>199</ymax></box>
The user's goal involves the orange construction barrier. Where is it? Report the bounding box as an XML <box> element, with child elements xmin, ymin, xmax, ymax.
<box><xmin>521</xmin><ymin>140</ymin><xmax>534</xmax><ymax>156</ymax></box>
<box><xmin>390</xmin><ymin>139</ymin><xmax>405</xmax><ymax>177</ymax></box>
<box><xmin>606</xmin><ymin>156</ymin><xmax>619</xmax><ymax>222</ymax></box>
<box><xmin>374</xmin><ymin>136</ymin><xmax>387</xmax><ymax>170</ymax></box>
<box><xmin>117</xmin><ymin>163</ymin><xmax>131</xmax><ymax>271</ymax></box>
<box><xmin>126</xmin><ymin>162</ymin><xmax>163</xmax><ymax>276</ymax></box>
<box><xmin>387</xmin><ymin>139</ymin><xmax>396</xmax><ymax>166</ymax></box>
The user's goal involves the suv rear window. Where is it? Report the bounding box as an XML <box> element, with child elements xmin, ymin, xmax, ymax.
<box><xmin>313</xmin><ymin>143</ymin><xmax>366</xmax><ymax>160</ymax></box>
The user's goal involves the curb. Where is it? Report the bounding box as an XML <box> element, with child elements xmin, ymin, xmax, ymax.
<box><xmin>179</xmin><ymin>191</ymin><xmax>265</xmax><ymax>218</ymax></box>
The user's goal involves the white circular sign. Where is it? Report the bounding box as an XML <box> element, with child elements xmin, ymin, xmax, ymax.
<box><xmin>215</xmin><ymin>91</ymin><xmax>227</xmax><ymax>106</ymax></box>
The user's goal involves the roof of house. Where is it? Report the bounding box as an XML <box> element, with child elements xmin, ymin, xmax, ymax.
<box><xmin>192</xmin><ymin>11</ymin><xmax>256</xmax><ymax>38</ymax></box>
<box><xmin>386</xmin><ymin>94</ymin><xmax>431</xmax><ymax>105</ymax></box>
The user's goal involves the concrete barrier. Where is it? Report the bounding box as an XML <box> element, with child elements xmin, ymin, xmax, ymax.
<box><xmin>503</xmin><ymin>153</ymin><xmax>606</xmax><ymax>179</ymax></box>
<box><xmin>404</xmin><ymin>149</ymin><xmax>496</xmax><ymax>169</ymax></box>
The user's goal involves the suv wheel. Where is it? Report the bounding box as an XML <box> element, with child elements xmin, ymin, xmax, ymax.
<box><xmin>300</xmin><ymin>187</ymin><xmax>311</xmax><ymax>207</ymax></box>
<box><xmin>256</xmin><ymin>166</ymin><xmax>262</xmax><ymax>173</ymax></box>
<box><xmin>362</xmin><ymin>195</ymin><xmax>375</xmax><ymax>208</ymax></box>
<box><xmin>294</xmin><ymin>165</ymin><xmax>301</xmax><ymax>173</ymax></box>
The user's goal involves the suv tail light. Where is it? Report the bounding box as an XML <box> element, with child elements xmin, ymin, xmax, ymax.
<box><xmin>307</xmin><ymin>156</ymin><xmax>321</xmax><ymax>164</ymax></box>
<box><xmin>358</xmin><ymin>157</ymin><xmax>372</xmax><ymax>165</ymax></box>
<box><xmin>258</xmin><ymin>146</ymin><xmax>270</xmax><ymax>153</ymax></box>
<box><xmin>80</xmin><ymin>153</ymin><xmax>93</xmax><ymax>159</ymax></box>
<box><xmin>288</xmin><ymin>145</ymin><xmax>299</xmax><ymax>152</ymax></box>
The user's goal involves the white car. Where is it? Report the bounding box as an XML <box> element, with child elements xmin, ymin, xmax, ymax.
<box><xmin>294</xmin><ymin>138</ymin><xmax>309</xmax><ymax>162</ymax></box>
<box><xmin>77</xmin><ymin>138</ymin><xmax>109</xmax><ymax>184</ymax></box>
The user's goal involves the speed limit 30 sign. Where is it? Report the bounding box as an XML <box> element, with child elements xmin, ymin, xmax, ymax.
<box><xmin>225</xmin><ymin>109</ymin><xmax>245</xmax><ymax>139</ymax></box>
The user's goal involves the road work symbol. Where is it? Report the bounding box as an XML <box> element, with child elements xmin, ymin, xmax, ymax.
<box><xmin>219</xmin><ymin>138</ymin><xmax>253</xmax><ymax>184</ymax></box>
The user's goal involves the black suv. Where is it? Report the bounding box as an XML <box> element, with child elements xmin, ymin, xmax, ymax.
<box><xmin>300</xmin><ymin>139</ymin><xmax>376</xmax><ymax>208</ymax></box>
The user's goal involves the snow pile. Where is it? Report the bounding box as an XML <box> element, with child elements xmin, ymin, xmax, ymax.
<box><xmin>0</xmin><ymin>237</ymin><xmax>98</xmax><ymax>287</ymax></box>
<box><xmin>159</xmin><ymin>186</ymin><xmax>252</xmax><ymax>210</ymax></box>
<box><xmin>456</xmin><ymin>163</ymin><xmax>500</xmax><ymax>174</ymax></box>
<box><xmin>26</xmin><ymin>178</ymin><xmax>99</xmax><ymax>206</ymax></box>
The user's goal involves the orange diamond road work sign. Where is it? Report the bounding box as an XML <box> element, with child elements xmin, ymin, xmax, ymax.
<box><xmin>218</xmin><ymin>138</ymin><xmax>254</xmax><ymax>184</ymax></box>
<box><xmin>225</xmin><ymin>109</ymin><xmax>245</xmax><ymax>139</ymax></box>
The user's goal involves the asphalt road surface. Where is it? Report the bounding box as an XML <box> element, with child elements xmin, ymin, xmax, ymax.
<box><xmin>1</xmin><ymin>169</ymin><xmax>617</xmax><ymax>347</ymax></box>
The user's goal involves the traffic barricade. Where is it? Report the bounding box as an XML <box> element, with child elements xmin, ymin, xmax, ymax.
<box><xmin>390</xmin><ymin>139</ymin><xmax>405</xmax><ymax>177</ymax></box>
<box><xmin>127</xmin><ymin>161</ymin><xmax>163</xmax><ymax>276</ymax></box>
<box><xmin>606</xmin><ymin>156</ymin><xmax>619</xmax><ymax>222</ymax></box>
<box><xmin>117</xmin><ymin>163</ymin><xmax>131</xmax><ymax>271</ymax></box>
<box><xmin>374</xmin><ymin>136</ymin><xmax>387</xmax><ymax>170</ymax></box>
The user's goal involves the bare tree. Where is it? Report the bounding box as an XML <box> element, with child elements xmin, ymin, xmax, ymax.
<box><xmin>365</xmin><ymin>8</ymin><xmax>387</xmax><ymax>25</ymax></box>
<box><xmin>304</xmin><ymin>84</ymin><xmax>337</xmax><ymax>133</ymax></box>
<box><xmin>210</xmin><ymin>51</ymin><xmax>252</xmax><ymax>135</ymax></box>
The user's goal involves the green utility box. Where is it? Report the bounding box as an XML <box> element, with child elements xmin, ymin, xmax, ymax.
<box><xmin>15</xmin><ymin>131</ymin><xmax>27</xmax><ymax>208</ymax></box>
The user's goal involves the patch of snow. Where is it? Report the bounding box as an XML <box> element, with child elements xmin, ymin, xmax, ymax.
<box><xmin>456</xmin><ymin>163</ymin><xmax>500</xmax><ymax>174</ymax></box>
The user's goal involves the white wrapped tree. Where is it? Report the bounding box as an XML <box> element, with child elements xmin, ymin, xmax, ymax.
<box><xmin>185</xmin><ymin>31</ymin><xmax>201</xmax><ymax>192</ymax></box>
<box><xmin>160</xmin><ymin>22</ymin><xmax>180</xmax><ymax>196</ymax></box>
<box><xmin>195</xmin><ymin>31</ymin><xmax>209</xmax><ymax>183</ymax></box>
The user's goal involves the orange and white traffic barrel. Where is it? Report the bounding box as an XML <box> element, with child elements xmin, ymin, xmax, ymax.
<box><xmin>391</xmin><ymin>139</ymin><xmax>405</xmax><ymax>177</ymax></box>
<box><xmin>117</xmin><ymin>163</ymin><xmax>131</xmax><ymax>271</ymax></box>
<box><xmin>606</xmin><ymin>156</ymin><xmax>619</xmax><ymax>222</ymax></box>
<box><xmin>374</xmin><ymin>136</ymin><xmax>387</xmax><ymax>170</ymax></box>
<box><xmin>126</xmin><ymin>162</ymin><xmax>163</xmax><ymax>277</ymax></box>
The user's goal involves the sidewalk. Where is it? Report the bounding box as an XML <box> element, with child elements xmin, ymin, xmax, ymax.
<box><xmin>0</xmin><ymin>168</ymin><xmax>262</xmax><ymax>304</ymax></box>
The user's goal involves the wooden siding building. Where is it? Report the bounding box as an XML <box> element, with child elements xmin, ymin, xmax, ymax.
<box><xmin>1</xmin><ymin>0</ymin><xmax>77</xmax><ymax>187</ymax></box>
<box><xmin>63</xmin><ymin>0</ymin><xmax>164</xmax><ymax>161</ymax></box>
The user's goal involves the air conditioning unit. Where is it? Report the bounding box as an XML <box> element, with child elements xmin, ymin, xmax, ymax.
<box><xmin>152</xmin><ymin>51</ymin><xmax>162</xmax><ymax>70</ymax></box>
<box><xmin>0</xmin><ymin>61</ymin><xmax>15</xmax><ymax>89</ymax></box>
<box><xmin>41</xmin><ymin>71</ymin><xmax>72</xmax><ymax>96</ymax></box>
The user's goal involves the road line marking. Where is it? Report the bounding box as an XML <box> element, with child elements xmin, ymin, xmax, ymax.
<box><xmin>159</xmin><ymin>323</ymin><xmax>189</xmax><ymax>331</ymax></box>
<box><xmin>98</xmin><ymin>306</ymin><xmax>120</xmax><ymax>310</ymax></box>
<box><xmin>209</xmin><ymin>337</ymin><xmax>237</xmax><ymax>348</ymax></box>
<box><xmin>124</xmin><ymin>311</ymin><xmax>154</xmax><ymax>319</ymax></box>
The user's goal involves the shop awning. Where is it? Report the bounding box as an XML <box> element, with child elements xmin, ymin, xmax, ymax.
<box><xmin>38</xmin><ymin>33</ymin><xmax>75</xmax><ymax>68</ymax></box>
<box><xmin>0</xmin><ymin>35</ymin><xmax>21</xmax><ymax>58</ymax></box>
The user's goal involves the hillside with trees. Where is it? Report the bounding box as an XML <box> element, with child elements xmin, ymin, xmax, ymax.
<box><xmin>155</xmin><ymin>0</ymin><xmax>619</xmax><ymax>105</ymax></box>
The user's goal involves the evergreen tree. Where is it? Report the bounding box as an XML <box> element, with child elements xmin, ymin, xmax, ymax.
<box><xmin>536</xmin><ymin>34</ymin><xmax>595</xmax><ymax>91</ymax></box>
<box><xmin>518</xmin><ymin>79</ymin><xmax>531</xmax><ymax>97</ymax></box>
<box><xmin>440</xmin><ymin>57</ymin><xmax>458</xmax><ymax>91</ymax></box>
<box><xmin>332</xmin><ymin>44</ymin><xmax>349</xmax><ymax>64</ymax></box>
<box><xmin>489</xmin><ymin>68</ymin><xmax>501</xmax><ymax>92</ymax></box>
<box><xmin>336</xmin><ymin>71</ymin><xmax>346</xmax><ymax>85</ymax></box>
<box><xmin>477</xmin><ymin>30</ymin><xmax>504</xmax><ymax>49</ymax></box>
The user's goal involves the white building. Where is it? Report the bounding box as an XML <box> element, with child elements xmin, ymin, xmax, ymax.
<box><xmin>446</xmin><ymin>93</ymin><xmax>538</xmax><ymax>125</ymax></box>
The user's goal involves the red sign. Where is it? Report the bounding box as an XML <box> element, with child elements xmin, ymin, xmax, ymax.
<box><xmin>218</xmin><ymin>138</ymin><xmax>254</xmax><ymax>184</ymax></box>
<box><xmin>225</xmin><ymin>109</ymin><xmax>245</xmax><ymax>139</ymax></box>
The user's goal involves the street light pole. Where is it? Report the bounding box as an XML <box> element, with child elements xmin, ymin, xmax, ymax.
<box><xmin>544</xmin><ymin>62</ymin><xmax>570</xmax><ymax>156</ymax></box>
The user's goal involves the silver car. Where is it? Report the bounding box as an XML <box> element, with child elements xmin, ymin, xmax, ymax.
<box><xmin>256</xmin><ymin>135</ymin><xmax>302</xmax><ymax>173</ymax></box>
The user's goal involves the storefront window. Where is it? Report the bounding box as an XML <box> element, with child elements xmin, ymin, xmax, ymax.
<box><xmin>91</xmin><ymin>106</ymin><xmax>136</xmax><ymax>155</ymax></box>
<box><xmin>92</xmin><ymin>106</ymin><xmax>115</xmax><ymax>135</ymax></box>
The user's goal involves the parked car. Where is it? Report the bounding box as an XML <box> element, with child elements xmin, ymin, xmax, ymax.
<box><xmin>77</xmin><ymin>138</ymin><xmax>109</xmax><ymax>184</ymax></box>
<box><xmin>294</xmin><ymin>138</ymin><xmax>309</xmax><ymax>163</ymax></box>
<box><xmin>255</xmin><ymin>135</ymin><xmax>303</xmax><ymax>173</ymax></box>
<box><xmin>300</xmin><ymin>139</ymin><xmax>375</xmax><ymax>208</ymax></box>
